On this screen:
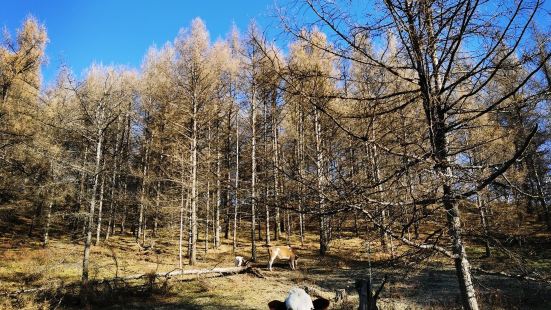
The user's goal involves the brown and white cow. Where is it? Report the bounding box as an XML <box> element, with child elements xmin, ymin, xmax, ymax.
<box><xmin>268</xmin><ymin>245</ymin><xmax>299</xmax><ymax>271</ymax></box>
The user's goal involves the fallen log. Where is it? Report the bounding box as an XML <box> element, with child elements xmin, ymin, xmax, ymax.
<box><xmin>121</xmin><ymin>265</ymin><xmax>250</xmax><ymax>281</ymax></box>
<box><xmin>0</xmin><ymin>265</ymin><xmax>251</xmax><ymax>297</ymax></box>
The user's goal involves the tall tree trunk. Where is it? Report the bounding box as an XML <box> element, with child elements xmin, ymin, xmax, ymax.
<box><xmin>215</xmin><ymin>121</ymin><xmax>222</xmax><ymax>249</ymax></box>
<box><xmin>263</xmin><ymin>100</ymin><xmax>271</xmax><ymax>245</ymax></box>
<box><xmin>189</xmin><ymin>94</ymin><xmax>198</xmax><ymax>265</ymax></box>
<box><xmin>225</xmin><ymin>206</ymin><xmax>230</xmax><ymax>239</ymax></box>
<box><xmin>119</xmin><ymin>103</ymin><xmax>132</xmax><ymax>235</ymax></box>
<box><xmin>527</xmin><ymin>156</ymin><xmax>551</xmax><ymax>230</ymax></box>
<box><xmin>272</xmin><ymin>94</ymin><xmax>281</xmax><ymax>242</ymax></box>
<box><xmin>105</xmin><ymin>168</ymin><xmax>117</xmax><ymax>241</ymax></box>
<box><xmin>250</xmin><ymin>85</ymin><xmax>257</xmax><ymax>262</ymax></box>
<box><xmin>423</xmin><ymin>7</ymin><xmax>478</xmax><ymax>300</ymax></box>
<box><xmin>348</xmin><ymin>140</ymin><xmax>360</xmax><ymax>238</ymax></box>
<box><xmin>433</xmin><ymin>108</ymin><xmax>478</xmax><ymax>309</ymax></box>
<box><xmin>476</xmin><ymin>192</ymin><xmax>491</xmax><ymax>257</ymax></box>
<box><xmin>258</xmin><ymin>212</ymin><xmax>263</xmax><ymax>241</ymax></box>
<box><xmin>120</xmin><ymin>181</ymin><xmax>128</xmax><ymax>234</ymax></box>
<box><xmin>95</xmin><ymin>159</ymin><xmax>106</xmax><ymax>245</ymax></box>
<box><xmin>188</xmin><ymin>191</ymin><xmax>192</xmax><ymax>258</ymax></box>
<box><xmin>225</xmin><ymin>110</ymin><xmax>233</xmax><ymax>242</ymax></box>
<box><xmin>72</xmin><ymin>146</ymin><xmax>88</xmax><ymax>237</ymax></box>
<box><xmin>153</xmin><ymin>180</ymin><xmax>160</xmax><ymax>238</ymax></box>
<box><xmin>82</xmin><ymin>110</ymin><xmax>105</xmax><ymax>302</ymax></box>
<box><xmin>137</xmin><ymin>143</ymin><xmax>149</xmax><ymax>243</ymax></box>
<box><xmin>178</xmin><ymin>150</ymin><xmax>186</xmax><ymax>270</ymax></box>
<box><xmin>42</xmin><ymin>201</ymin><xmax>53</xmax><ymax>247</ymax></box>
<box><xmin>314</xmin><ymin>111</ymin><xmax>326</xmax><ymax>251</ymax></box>
<box><xmin>106</xmin><ymin>116</ymin><xmax>122</xmax><ymax>241</ymax></box>
<box><xmin>206</xmin><ymin>183</ymin><xmax>210</xmax><ymax>253</ymax></box>
<box><xmin>142</xmin><ymin>211</ymin><xmax>147</xmax><ymax>244</ymax></box>
<box><xmin>314</xmin><ymin>107</ymin><xmax>328</xmax><ymax>256</ymax></box>
<box><xmin>233</xmin><ymin>112</ymin><xmax>240</xmax><ymax>253</ymax></box>
<box><xmin>205</xmin><ymin>124</ymin><xmax>211</xmax><ymax>254</ymax></box>
<box><xmin>286</xmin><ymin>210</ymin><xmax>291</xmax><ymax>245</ymax></box>
<box><xmin>298</xmin><ymin>106</ymin><xmax>305</xmax><ymax>246</ymax></box>
<box><xmin>368</xmin><ymin>134</ymin><xmax>389</xmax><ymax>252</ymax></box>
<box><xmin>186</xmin><ymin>157</ymin><xmax>192</xmax><ymax>259</ymax></box>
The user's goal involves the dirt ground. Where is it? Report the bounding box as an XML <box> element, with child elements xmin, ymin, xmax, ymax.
<box><xmin>1</xmin><ymin>222</ymin><xmax>551</xmax><ymax>309</ymax></box>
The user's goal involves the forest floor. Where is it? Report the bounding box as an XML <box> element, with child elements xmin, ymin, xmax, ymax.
<box><xmin>1</xmin><ymin>217</ymin><xmax>551</xmax><ymax>309</ymax></box>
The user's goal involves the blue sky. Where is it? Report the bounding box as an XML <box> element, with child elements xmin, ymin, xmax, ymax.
<box><xmin>1</xmin><ymin>0</ymin><xmax>276</xmax><ymax>85</ymax></box>
<box><xmin>3</xmin><ymin>1</ymin><xmax>550</xmax><ymax>86</ymax></box>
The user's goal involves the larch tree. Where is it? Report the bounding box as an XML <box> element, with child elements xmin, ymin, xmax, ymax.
<box><xmin>0</xmin><ymin>17</ymin><xmax>47</xmax><ymax>217</ymax></box>
<box><xmin>174</xmin><ymin>18</ymin><xmax>214</xmax><ymax>265</ymax></box>
<box><xmin>241</xmin><ymin>24</ymin><xmax>265</xmax><ymax>261</ymax></box>
<box><xmin>285</xmin><ymin>29</ymin><xmax>338</xmax><ymax>255</ymax></box>
<box><xmin>70</xmin><ymin>65</ymin><xmax>136</xmax><ymax>300</ymax></box>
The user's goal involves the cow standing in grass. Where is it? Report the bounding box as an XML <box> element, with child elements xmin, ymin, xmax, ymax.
<box><xmin>267</xmin><ymin>246</ymin><xmax>299</xmax><ymax>271</ymax></box>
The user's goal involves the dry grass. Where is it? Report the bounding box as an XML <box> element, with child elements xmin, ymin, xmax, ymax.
<box><xmin>1</xmin><ymin>218</ymin><xmax>551</xmax><ymax>309</ymax></box>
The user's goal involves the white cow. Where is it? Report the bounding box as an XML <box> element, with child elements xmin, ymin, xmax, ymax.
<box><xmin>234</xmin><ymin>256</ymin><xmax>248</xmax><ymax>267</ymax></box>
<box><xmin>268</xmin><ymin>287</ymin><xmax>330</xmax><ymax>310</ymax></box>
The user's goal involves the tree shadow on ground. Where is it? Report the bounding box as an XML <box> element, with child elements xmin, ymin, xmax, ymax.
<box><xmin>291</xmin><ymin>248</ymin><xmax>551</xmax><ymax>310</ymax></box>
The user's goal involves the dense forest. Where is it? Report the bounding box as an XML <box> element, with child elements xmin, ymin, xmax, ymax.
<box><xmin>1</xmin><ymin>0</ymin><xmax>550</xmax><ymax>309</ymax></box>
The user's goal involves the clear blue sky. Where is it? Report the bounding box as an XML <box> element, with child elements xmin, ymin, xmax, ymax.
<box><xmin>3</xmin><ymin>1</ymin><xmax>550</xmax><ymax>86</ymax></box>
<box><xmin>1</xmin><ymin>0</ymin><xmax>275</xmax><ymax>85</ymax></box>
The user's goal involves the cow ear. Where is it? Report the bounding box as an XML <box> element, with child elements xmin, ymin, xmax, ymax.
<box><xmin>268</xmin><ymin>300</ymin><xmax>286</xmax><ymax>310</ymax></box>
<box><xmin>313</xmin><ymin>297</ymin><xmax>330</xmax><ymax>310</ymax></box>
